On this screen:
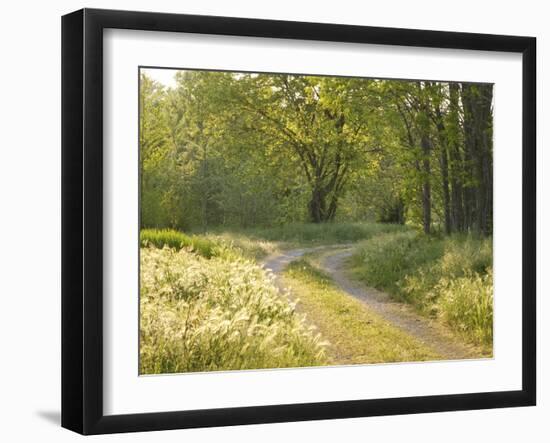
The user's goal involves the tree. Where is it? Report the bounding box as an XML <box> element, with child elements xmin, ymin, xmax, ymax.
<box><xmin>226</xmin><ymin>74</ymin><xmax>383</xmax><ymax>222</ymax></box>
<box><xmin>139</xmin><ymin>70</ymin><xmax>493</xmax><ymax>237</ymax></box>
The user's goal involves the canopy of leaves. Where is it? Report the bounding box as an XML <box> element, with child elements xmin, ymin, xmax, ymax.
<box><xmin>140</xmin><ymin>69</ymin><xmax>493</xmax><ymax>236</ymax></box>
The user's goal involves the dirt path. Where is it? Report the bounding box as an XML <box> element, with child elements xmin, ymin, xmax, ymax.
<box><xmin>263</xmin><ymin>246</ymin><xmax>479</xmax><ymax>360</ymax></box>
<box><xmin>263</xmin><ymin>245</ymin><xmax>345</xmax><ymax>273</ymax></box>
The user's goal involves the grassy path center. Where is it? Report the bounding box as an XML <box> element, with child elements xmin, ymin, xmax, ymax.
<box><xmin>264</xmin><ymin>246</ymin><xmax>486</xmax><ymax>365</ymax></box>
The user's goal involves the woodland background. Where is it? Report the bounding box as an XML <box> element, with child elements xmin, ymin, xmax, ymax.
<box><xmin>140</xmin><ymin>70</ymin><xmax>493</xmax><ymax>237</ymax></box>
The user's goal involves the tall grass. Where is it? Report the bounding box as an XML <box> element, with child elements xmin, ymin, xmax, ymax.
<box><xmin>351</xmin><ymin>232</ymin><xmax>493</xmax><ymax>347</ymax></box>
<box><xmin>140</xmin><ymin>229</ymin><xmax>216</xmax><ymax>258</ymax></box>
<box><xmin>140</xmin><ymin>228</ymin><xmax>276</xmax><ymax>260</ymax></box>
<box><xmin>436</xmin><ymin>270</ymin><xmax>493</xmax><ymax>346</ymax></box>
<box><xmin>140</xmin><ymin>246</ymin><xmax>326</xmax><ymax>374</ymax></box>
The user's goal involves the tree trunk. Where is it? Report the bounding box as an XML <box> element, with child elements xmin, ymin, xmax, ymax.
<box><xmin>421</xmin><ymin>134</ymin><xmax>432</xmax><ymax>234</ymax></box>
<box><xmin>326</xmin><ymin>195</ymin><xmax>338</xmax><ymax>222</ymax></box>
<box><xmin>461</xmin><ymin>86</ymin><xmax>476</xmax><ymax>232</ymax></box>
<box><xmin>434</xmin><ymin>105</ymin><xmax>452</xmax><ymax>235</ymax></box>
<box><xmin>308</xmin><ymin>185</ymin><xmax>326</xmax><ymax>223</ymax></box>
<box><xmin>439</xmin><ymin>144</ymin><xmax>452</xmax><ymax>235</ymax></box>
<box><xmin>448</xmin><ymin>83</ymin><xmax>465</xmax><ymax>232</ymax></box>
<box><xmin>461</xmin><ymin>83</ymin><xmax>493</xmax><ymax>236</ymax></box>
<box><xmin>479</xmin><ymin>85</ymin><xmax>493</xmax><ymax>236</ymax></box>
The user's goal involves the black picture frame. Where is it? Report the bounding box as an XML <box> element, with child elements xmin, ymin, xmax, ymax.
<box><xmin>61</xmin><ymin>8</ymin><xmax>536</xmax><ymax>435</ymax></box>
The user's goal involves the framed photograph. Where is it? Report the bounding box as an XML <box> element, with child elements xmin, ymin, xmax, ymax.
<box><xmin>61</xmin><ymin>8</ymin><xmax>536</xmax><ymax>435</ymax></box>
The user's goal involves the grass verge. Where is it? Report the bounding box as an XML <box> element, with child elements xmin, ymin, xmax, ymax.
<box><xmin>350</xmin><ymin>232</ymin><xmax>493</xmax><ymax>348</ymax></box>
<box><xmin>140</xmin><ymin>246</ymin><xmax>326</xmax><ymax>374</ymax></box>
<box><xmin>208</xmin><ymin>222</ymin><xmax>409</xmax><ymax>247</ymax></box>
<box><xmin>140</xmin><ymin>228</ymin><xmax>276</xmax><ymax>261</ymax></box>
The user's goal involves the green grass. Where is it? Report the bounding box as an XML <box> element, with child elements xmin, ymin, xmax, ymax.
<box><xmin>436</xmin><ymin>270</ymin><xmax>493</xmax><ymax>346</ymax></box>
<box><xmin>140</xmin><ymin>229</ymin><xmax>216</xmax><ymax>258</ymax></box>
<box><xmin>140</xmin><ymin>228</ymin><xmax>276</xmax><ymax>261</ymax></box>
<box><xmin>350</xmin><ymin>232</ymin><xmax>493</xmax><ymax>347</ymax></box>
<box><xmin>140</xmin><ymin>222</ymin><xmax>408</xmax><ymax>262</ymax></box>
<box><xmin>140</xmin><ymin>223</ymin><xmax>493</xmax><ymax>368</ymax></box>
<box><xmin>283</xmin><ymin>259</ymin><xmax>440</xmax><ymax>364</ymax></box>
<box><xmin>140</xmin><ymin>247</ymin><xmax>326</xmax><ymax>374</ymax></box>
<box><xmin>216</xmin><ymin>222</ymin><xmax>409</xmax><ymax>246</ymax></box>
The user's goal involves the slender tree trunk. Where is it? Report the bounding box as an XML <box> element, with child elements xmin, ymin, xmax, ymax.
<box><xmin>461</xmin><ymin>85</ymin><xmax>476</xmax><ymax>232</ymax></box>
<box><xmin>326</xmin><ymin>195</ymin><xmax>338</xmax><ymax>222</ymax></box>
<box><xmin>439</xmin><ymin>144</ymin><xmax>452</xmax><ymax>234</ymax></box>
<box><xmin>415</xmin><ymin>82</ymin><xmax>433</xmax><ymax>235</ymax></box>
<box><xmin>421</xmin><ymin>134</ymin><xmax>432</xmax><ymax>234</ymax></box>
<box><xmin>307</xmin><ymin>140</ymin><xmax>348</xmax><ymax>223</ymax></box>
<box><xmin>448</xmin><ymin>83</ymin><xmax>465</xmax><ymax>232</ymax></box>
<box><xmin>434</xmin><ymin>104</ymin><xmax>452</xmax><ymax>235</ymax></box>
<box><xmin>439</xmin><ymin>146</ymin><xmax>451</xmax><ymax>234</ymax></box>
<box><xmin>479</xmin><ymin>85</ymin><xmax>493</xmax><ymax>236</ymax></box>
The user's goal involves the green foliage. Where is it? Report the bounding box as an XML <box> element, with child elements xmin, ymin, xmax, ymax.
<box><xmin>139</xmin><ymin>75</ymin><xmax>178</xmax><ymax>228</ymax></box>
<box><xmin>140</xmin><ymin>70</ymin><xmax>493</xmax><ymax>237</ymax></box>
<box><xmin>138</xmin><ymin>68</ymin><xmax>495</xmax><ymax>365</ymax></box>
<box><xmin>351</xmin><ymin>233</ymin><xmax>493</xmax><ymax>346</ymax></box>
<box><xmin>140</xmin><ymin>247</ymin><xmax>326</xmax><ymax>374</ymax></box>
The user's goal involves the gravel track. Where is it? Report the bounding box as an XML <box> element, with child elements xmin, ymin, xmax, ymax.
<box><xmin>262</xmin><ymin>246</ymin><xmax>479</xmax><ymax>360</ymax></box>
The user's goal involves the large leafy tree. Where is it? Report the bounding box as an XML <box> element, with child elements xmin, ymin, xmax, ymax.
<box><xmin>225</xmin><ymin>74</ymin><xmax>385</xmax><ymax>222</ymax></box>
<box><xmin>139</xmin><ymin>70</ymin><xmax>493</xmax><ymax>237</ymax></box>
